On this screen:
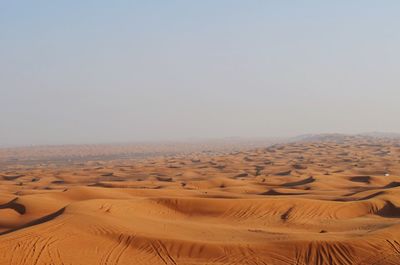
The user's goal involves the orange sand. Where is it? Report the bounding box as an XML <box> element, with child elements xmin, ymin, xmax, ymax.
<box><xmin>0</xmin><ymin>136</ymin><xmax>400</xmax><ymax>264</ymax></box>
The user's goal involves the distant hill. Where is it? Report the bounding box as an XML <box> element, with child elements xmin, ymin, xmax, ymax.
<box><xmin>289</xmin><ymin>133</ymin><xmax>350</xmax><ymax>142</ymax></box>
<box><xmin>289</xmin><ymin>132</ymin><xmax>400</xmax><ymax>143</ymax></box>
<box><xmin>359</xmin><ymin>132</ymin><xmax>400</xmax><ymax>138</ymax></box>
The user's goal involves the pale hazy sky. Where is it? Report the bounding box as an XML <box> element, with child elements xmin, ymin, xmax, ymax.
<box><xmin>1</xmin><ymin>1</ymin><xmax>399</xmax><ymax>146</ymax></box>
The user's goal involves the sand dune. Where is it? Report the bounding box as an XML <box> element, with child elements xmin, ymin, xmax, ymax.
<box><xmin>0</xmin><ymin>136</ymin><xmax>400</xmax><ymax>264</ymax></box>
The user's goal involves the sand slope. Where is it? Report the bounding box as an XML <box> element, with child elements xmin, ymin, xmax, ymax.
<box><xmin>1</xmin><ymin>136</ymin><xmax>400</xmax><ymax>264</ymax></box>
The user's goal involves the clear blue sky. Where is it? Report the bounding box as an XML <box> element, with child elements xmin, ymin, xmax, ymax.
<box><xmin>1</xmin><ymin>1</ymin><xmax>399</xmax><ymax>146</ymax></box>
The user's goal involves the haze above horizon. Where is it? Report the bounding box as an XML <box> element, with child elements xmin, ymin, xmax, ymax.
<box><xmin>1</xmin><ymin>1</ymin><xmax>399</xmax><ymax>146</ymax></box>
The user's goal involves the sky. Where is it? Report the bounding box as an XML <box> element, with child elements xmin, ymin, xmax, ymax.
<box><xmin>1</xmin><ymin>1</ymin><xmax>400</xmax><ymax>146</ymax></box>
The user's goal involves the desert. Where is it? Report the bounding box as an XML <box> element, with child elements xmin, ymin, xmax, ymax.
<box><xmin>2</xmin><ymin>1</ymin><xmax>400</xmax><ymax>264</ymax></box>
<box><xmin>0</xmin><ymin>135</ymin><xmax>399</xmax><ymax>264</ymax></box>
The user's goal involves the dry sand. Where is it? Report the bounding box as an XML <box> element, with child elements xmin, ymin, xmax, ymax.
<box><xmin>0</xmin><ymin>136</ymin><xmax>400</xmax><ymax>264</ymax></box>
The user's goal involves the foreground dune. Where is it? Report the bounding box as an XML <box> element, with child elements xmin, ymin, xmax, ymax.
<box><xmin>1</xmin><ymin>136</ymin><xmax>400</xmax><ymax>264</ymax></box>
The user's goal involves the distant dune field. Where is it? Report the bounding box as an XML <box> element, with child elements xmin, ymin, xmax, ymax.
<box><xmin>0</xmin><ymin>135</ymin><xmax>400</xmax><ymax>264</ymax></box>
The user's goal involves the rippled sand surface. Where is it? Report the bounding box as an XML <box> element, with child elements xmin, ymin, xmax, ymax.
<box><xmin>1</xmin><ymin>136</ymin><xmax>400</xmax><ymax>264</ymax></box>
